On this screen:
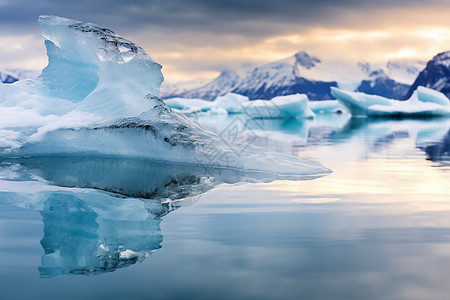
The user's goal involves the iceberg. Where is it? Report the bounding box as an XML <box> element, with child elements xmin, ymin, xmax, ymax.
<box><xmin>243</xmin><ymin>94</ymin><xmax>314</xmax><ymax>119</ymax></box>
<box><xmin>166</xmin><ymin>93</ymin><xmax>327</xmax><ymax>119</ymax></box>
<box><xmin>164</xmin><ymin>97</ymin><xmax>212</xmax><ymax>113</ymax></box>
<box><xmin>0</xmin><ymin>16</ymin><xmax>330</xmax><ymax>178</ymax></box>
<box><xmin>165</xmin><ymin>93</ymin><xmax>249</xmax><ymax>114</ymax></box>
<box><xmin>213</xmin><ymin>93</ymin><xmax>250</xmax><ymax>113</ymax></box>
<box><xmin>309</xmin><ymin>100</ymin><xmax>345</xmax><ymax>114</ymax></box>
<box><xmin>331</xmin><ymin>86</ymin><xmax>450</xmax><ymax>117</ymax></box>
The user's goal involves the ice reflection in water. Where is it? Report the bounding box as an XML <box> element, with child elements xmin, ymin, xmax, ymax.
<box><xmin>191</xmin><ymin>113</ymin><xmax>450</xmax><ymax>167</ymax></box>
<box><xmin>0</xmin><ymin>156</ymin><xmax>321</xmax><ymax>277</ymax></box>
<box><xmin>0</xmin><ymin>158</ymin><xmax>194</xmax><ymax>277</ymax></box>
<box><xmin>38</xmin><ymin>193</ymin><xmax>162</xmax><ymax>277</ymax></box>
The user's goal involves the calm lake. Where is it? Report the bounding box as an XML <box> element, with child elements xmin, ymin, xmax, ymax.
<box><xmin>1</xmin><ymin>113</ymin><xmax>449</xmax><ymax>300</ymax></box>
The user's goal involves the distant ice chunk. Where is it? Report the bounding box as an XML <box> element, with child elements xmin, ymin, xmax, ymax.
<box><xmin>165</xmin><ymin>93</ymin><xmax>249</xmax><ymax>114</ymax></box>
<box><xmin>210</xmin><ymin>106</ymin><xmax>228</xmax><ymax>114</ymax></box>
<box><xmin>120</xmin><ymin>250</ymin><xmax>139</xmax><ymax>260</ymax></box>
<box><xmin>309</xmin><ymin>100</ymin><xmax>345</xmax><ymax>114</ymax></box>
<box><xmin>166</xmin><ymin>93</ymin><xmax>326</xmax><ymax>119</ymax></box>
<box><xmin>243</xmin><ymin>94</ymin><xmax>314</xmax><ymax>119</ymax></box>
<box><xmin>415</xmin><ymin>86</ymin><xmax>450</xmax><ymax>107</ymax></box>
<box><xmin>0</xmin><ymin>16</ymin><xmax>330</xmax><ymax>178</ymax></box>
<box><xmin>164</xmin><ymin>97</ymin><xmax>212</xmax><ymax>112</ymax></box>
<box><xmin>331</xmin><ymin>86</ymin><xmax>450</xmax><ymax>117</ymax></box>
<box><xmin>214</xmin><ymin>93</ymin><xmax>249</xmax><ymax>113</ymax></box>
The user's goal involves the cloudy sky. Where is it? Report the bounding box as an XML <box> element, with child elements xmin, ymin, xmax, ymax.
<box><xmin>1</xmin><ymin>0</ymin><xmax>450</xmax><ymax>82</ymax></box>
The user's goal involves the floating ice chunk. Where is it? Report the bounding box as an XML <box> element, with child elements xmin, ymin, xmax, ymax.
<box><xmin>166</xmin><ymin>93</ymin><xmax>319</xmax><ymax>118</ymax></box>
<box><xmin>415</xmin><ymin>86</ymin><xmax>450</xmax><ymax>106</ymax></box>
<box><xmin>164</xmin><ymin>94</ymin><xmax>248</xmax><ymax>114</ymax></box>
<box><xmin>213</xmin><ymin>93</ymin><xmax>249</xmax><ymax>113</ymax></box>
<box><xmin>330</xmin><ymin>88</ymin><xmax>391</xmax><ymax>116</ymax></box>
<box><xmin>120</xmin><ymin>250</ymin><xmax>139</xmax><ymax>260</ymax></box>
<box><xmin>164</xmin><ymin>98</ymin><xmax>212</xmax><ymax>112</ymax></box>
<box><xmin>0</xmin><ymin>16</ymin><xmax>330</xmax><ymax>178</ymax></box>
<box><xmin>0</xmin><ymin>130</ymin><xmax>21</xmax><ymax>149</ymax></box>
<box><xmin>309</xmin><ymin>100</ymin><xmax>345</xmax><ymax>114</ymax></box>
<box><xmin>244</xmin><ymin>94</ymin><xmax>314</xmax><ymax>119</ymax></box>
<box><xmin>331</xmin><ymin>86</ymin><xmax>450</xmax><ymax>117</ymax></box>
<box><xmin>210</xmin><ymin>106</ymin><xmax>228</xmax><ymax>114</ymax></box>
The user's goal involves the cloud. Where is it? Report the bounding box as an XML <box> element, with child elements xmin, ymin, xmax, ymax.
<box><xmin>1</xmin><ymin>0</ymin><xmax>450</xmax><ymax>81</ymax></box>
<box><xmin>1</xmin><ymin>0</ymin><xmax>449</xmax><ymax>33</ymax></box>
<box><xmin>0</xmin><ymin>33</ymin><xmax>46</xmax><ymax>70</ymax></box>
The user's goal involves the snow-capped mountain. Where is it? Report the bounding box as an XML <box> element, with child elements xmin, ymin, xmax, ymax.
<box><xmin>232</xmin><ymin>52</ymin><xmax>337</xmax><ymax>100</ymax></box>
<box><xmin>163</xmin><ymin>51</ymin><xmax>425</xmax><ymax>100</ymax></box>
<box><xmin>405</xmin><ymin>51</ymin><xmax>450</xmax><ymax>99</ymax></box>
<box><xmin>161</xmin><ymin>70</ymin><xmax>242</xmax><ymax>100</ymax></box>
<box><xmin>357</xmin><ymin>68</ymin><xmax>411</xmax><ymax>100</ymax></box>
<box><xmin>160</xmin><ymin>78</ymin><xmax>210</xmax><ymax>98</ymax></box>
<box><xmin>0</xmin><ymin>71</ymin><xmax>18</xmax><ymax>84</ymax></box>
<box><xmin>1</xmin><ymin>68</ymin><xmax>40</xmax><ymax>84</ymax></box>
<box><xmin>3</xmin><ymin>68</ymin><xmax>40</xmax><ymax>80</ymax></box>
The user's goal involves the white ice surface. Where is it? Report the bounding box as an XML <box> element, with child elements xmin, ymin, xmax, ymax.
<box><xmin>165</xmin><ymin>93</ymin><xmax>249</xmax><ymax>114</ymax></box>
<box><xmin>164</xmin><ymin>98</ymin><xmax>212</xmax><ymax>112</ymax></box>
<box><xmin>165</xmin><ymin>93</ymin><xmax>336</xmax><ymax>119</ymax></box>
<box><xmin>243</xmin><ymin>94</ymin><xmax>314</xmax><ymax>119</ymax></box>
<box><xmin>308</xmin><ymin>100</ymin><xmax>345</xmax><ymax>114</ymax></box>
<box><xmin>331</xmin><ymin>86</ymin><xmax>450</xmax><ymax>117</ymax></box>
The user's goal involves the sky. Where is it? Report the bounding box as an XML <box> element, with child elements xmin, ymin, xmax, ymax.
<box><xmin>1</xmin><ymin>0</ymin><xmax>450</xmax><ymax>83</ymax></box>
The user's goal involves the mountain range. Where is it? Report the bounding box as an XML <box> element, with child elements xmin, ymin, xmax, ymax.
<box><xmin>1</xmin><ymin>69</ymin><xmax>41</xmax><ymax>84</ymax></box>
<box><xmin>6</xmin><ymin>52</ymin><xmax>450</xmax><ymax>102</ymax></box>
<box><xmin>405</xmin><ymin>51</ymin><xmax>450</xmax><ymax>99</ymax></box>
<box><xmin>0</xmin><ymin>71</ymin><xmax>18</xmax><ymax>84</ymax></box>
<box><xmin>161</xmin><ymin>51</ymin><xmax>426</xmax><ymax>100</ymax></box>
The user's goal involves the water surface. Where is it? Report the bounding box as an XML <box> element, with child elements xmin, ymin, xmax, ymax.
<box><xmin>1</xmin><ymin>113</ymin><xmax>449</xmax><ymax>300</ymax></box>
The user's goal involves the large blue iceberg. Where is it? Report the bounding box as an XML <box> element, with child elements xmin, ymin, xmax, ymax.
<box><xmin>0</xmin><ymin>16</ymin><xmax>330</xmax><ymax>178</ymax></box>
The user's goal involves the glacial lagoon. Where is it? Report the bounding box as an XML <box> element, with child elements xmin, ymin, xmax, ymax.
<box><xmin>1</xmin><ymin>113</ymin><xmax>449</xmax><ymax>300</ymax></box>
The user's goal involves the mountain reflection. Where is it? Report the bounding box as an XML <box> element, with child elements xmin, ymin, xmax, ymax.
<box><xmin>192</xmin><ymin>114</ymin><xmax>450</xmax><ymax>168</ymax></box>
<box><xmin>418</xmin><ymin>129</ymin><xmax>450</xmax><ymax>166</ymax></box>
<box><xmin>334</xmin><ymin>117</ymin><xmax>450</xmax><ymax>166</ymax></box>
<box><xmin>0</xmin><ymin>157</ymin><xmax>281</xmax><ymax>277</ymax></box>
<box><xmin>274</xmin><ymin>115</ymin><xmax>450</xmax><ymax>166</ymax></box>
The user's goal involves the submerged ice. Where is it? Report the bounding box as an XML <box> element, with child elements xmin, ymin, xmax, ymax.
<box><xmin>0</xmin><ymin>16</ymin><xmax>330</xmax><ymax>178</ymax></box>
